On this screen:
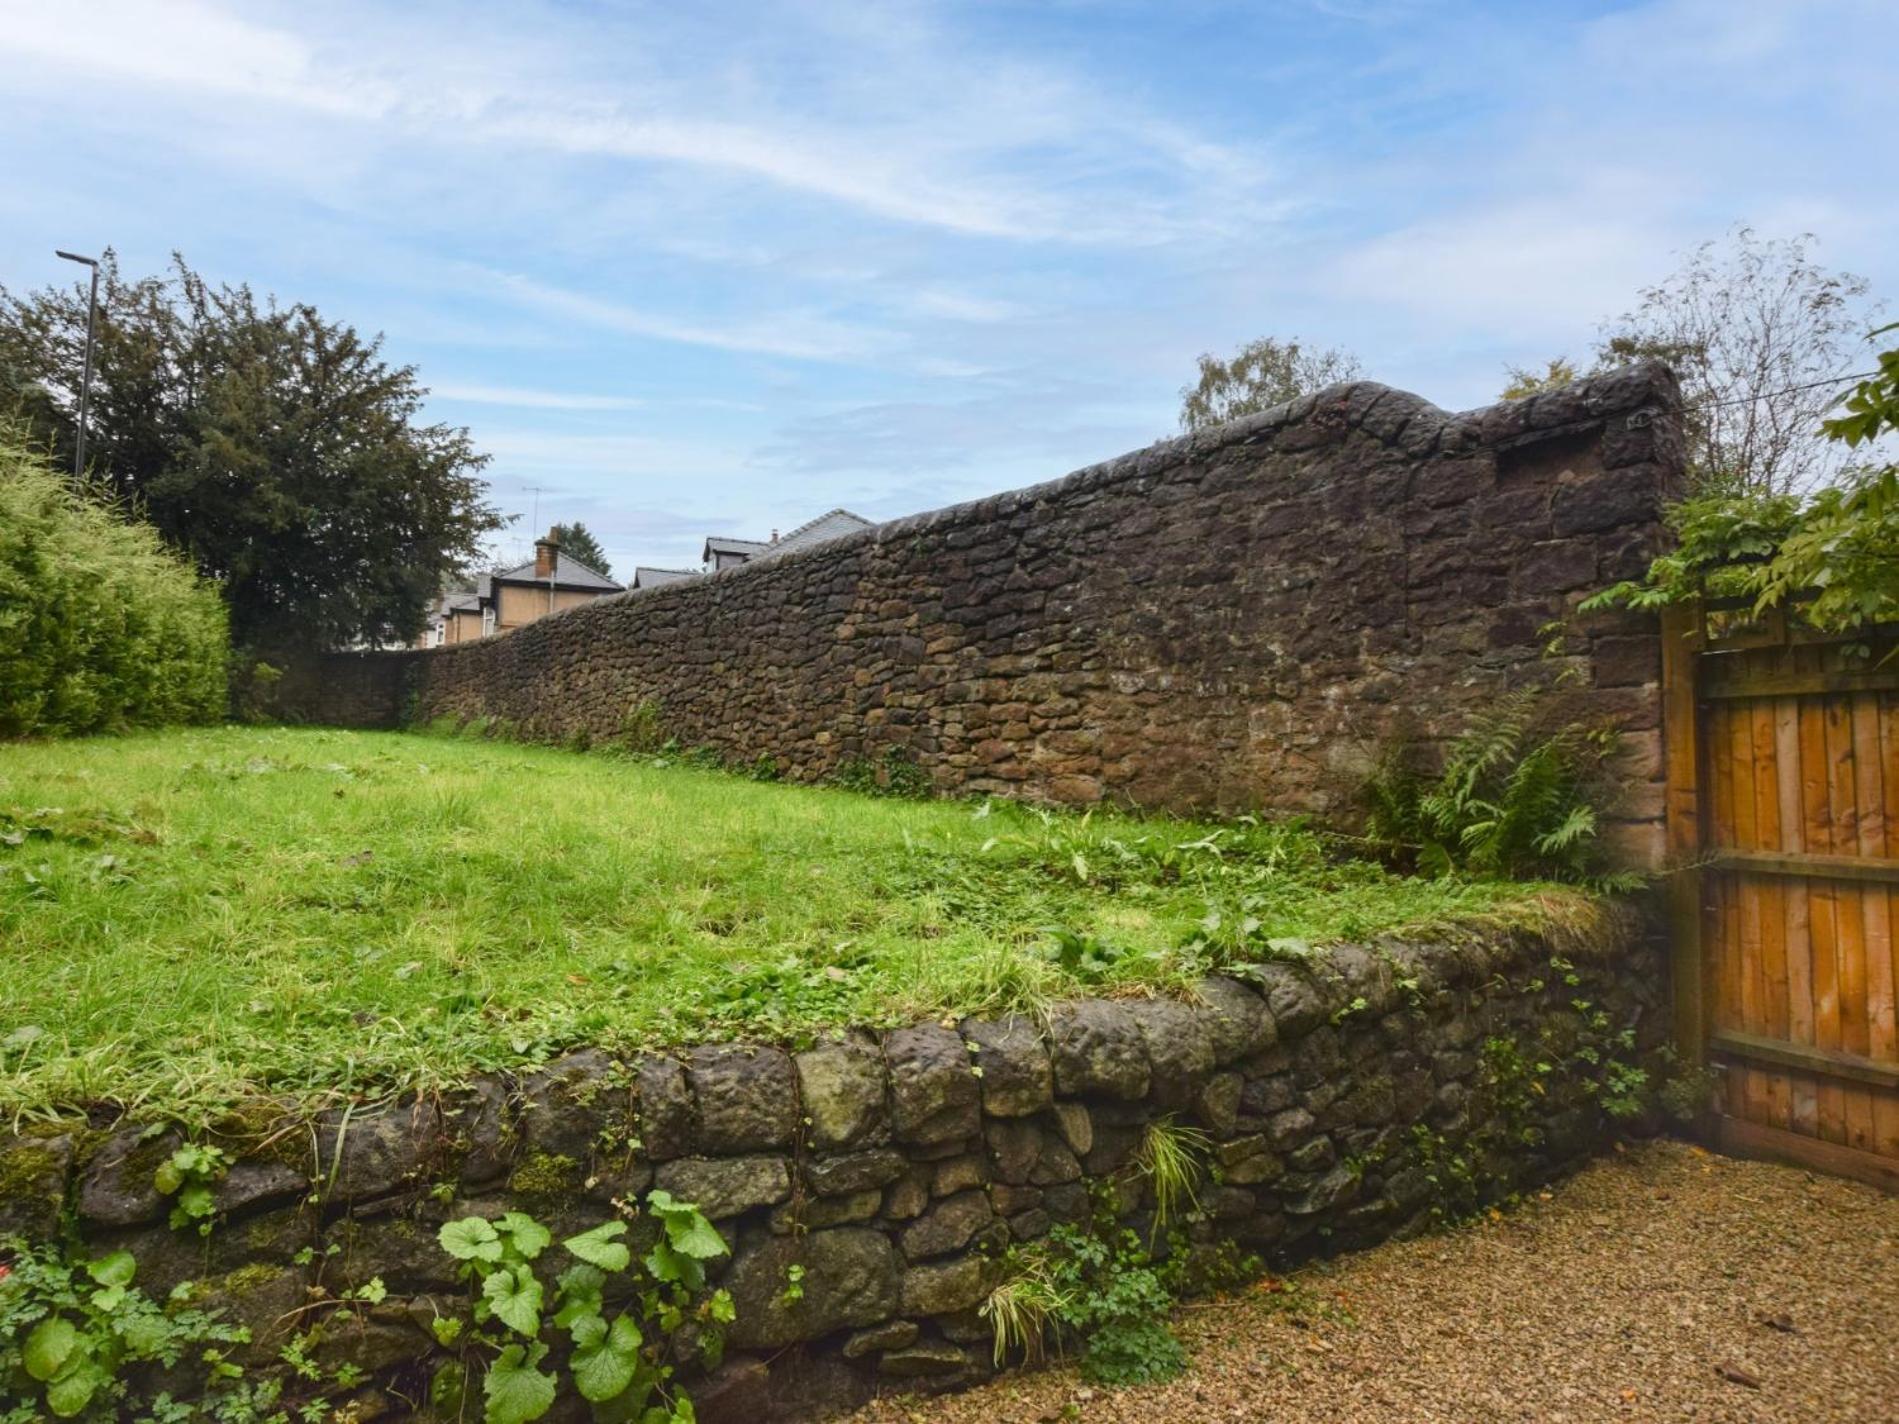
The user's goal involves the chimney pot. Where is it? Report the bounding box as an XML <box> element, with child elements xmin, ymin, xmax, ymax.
<box><xmin>534</xmin><ymin>528</ymin><xmax>560</xmax><ymax>579</ymax></box>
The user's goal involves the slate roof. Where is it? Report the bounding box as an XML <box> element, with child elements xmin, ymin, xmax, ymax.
<box><xmin>491</xmin><ymin>551</ymin><xmax>622</xmax><ymax>592</ymax></box>
<box><xmin>759</xmin><ymin>508</ymin><xmax>874</xmax><ymax>557</ymax></box>
<box><xmin>631</xmin><ymin>566</ymin><xmax>701</xmax><ymax>589</ymax></box>
<box><xmin>703</xmin><ymin>534</ymin><xmax>773</xmax><ymax>561</ymax></box>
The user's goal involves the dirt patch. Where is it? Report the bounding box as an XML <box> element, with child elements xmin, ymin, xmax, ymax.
<box><xmin>850</xmin><ymin>1139</ymin><xmax>1899</xmax><ymax>1423</ymax></box>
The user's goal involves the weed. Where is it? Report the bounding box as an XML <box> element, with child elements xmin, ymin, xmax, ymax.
<box><xmin>436</xmin><ymin>1191</ymin><xmax>732</xmax><ymax>1424</ymax></box>
<box><xmin>0</xmin><ymin>1240</ymin><xmax>253</xmax><ymax>1419</ymax></box>
<box><xmin>980</xmin><ymin>1260</ymin><xmax>1071</xmax><ymax>1368</ymax></box>
<box><xmin>155</xmin><ymin>1141</ymin><xmax>229</xmax><ymax>1236</ymax></box>
<box><xmin>1135</xmin><ymin>1117</ymin><xmax>1210</xmax><ymax>1236</ymax></box>
<box><xmin>618</xmin><ymin>699</ymin><xmax>664</xmax><ymax>754</ymax></box>
<box><xmin>834</xmin><ymin>746</ymin><xmax>932</xmax><ymax>799</ymax></box>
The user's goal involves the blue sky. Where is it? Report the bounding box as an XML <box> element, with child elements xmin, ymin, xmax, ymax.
<box><xmin>2</xmin><ymin>0</ymin><xmax>1893</xmax><ymax>575</ymax></box>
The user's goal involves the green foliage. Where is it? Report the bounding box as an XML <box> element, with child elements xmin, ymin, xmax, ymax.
<box><xmin>0</xmin><ymin>253</ymin><xmax>503</xmax><ymax>649</ymax></box>
<box><xmin>1178</xmin><ymin>335</ymin><xmax>1362</xmax><ymax>432</ymax></box>
<box><xmin>546</xmin><ymin>523</ymin><xmax>612</xmax><ymax>580</ymax></box>
<box><xmin>1363</xmin><ymin>688</ymin><xmax>1637</xmax><ymax>889</ymax></box>
<box><xmin>618</xmin><ymin>700</ymin><xmax>666</xmax><ymax>755</ymax></box>
<box><xmin>1134</xmin><ymin>1117</ymin><xmax>1209</xmax><ymax>1236</ymax></box>
<box><xmin>1035</xmin><ymin>927</ymin><xmax>1131</xmax><ymax>985</ymax></box>
<box><xmin>979</xmin><ymin>1261</ymin><xmax>1070</xmax><ymax>1369</ymax></box>
<box><xmin>1580</xmin><ymin>343</ymin><xmax>1899</xmax><ymax>638</ymax></box>
<box><xmin>436</xmin><ymin>1193</ymin><xmax>730</xmax><ymax>1424</ymax></box>
<box><xmin>0</xmin><ymin>1240</ymin><xmax>251</xmax><ymax>1420</ymax></box>
<box><xmin>0</xmin><ymin>423</ymin><xmax>227</xmax><ymax>737</ymax></box>
<box><xmin>1498</xmin><ymin>357</ymin><xmax>1580</xmax><ymax>400</ymax></box>
<box><xmin>1032</xmin><ymin>1224</ymin><xmax>1186</xmax><ymax>1386</ymax></box>
<box><xmin>833</xmin><ymin>746</ymin><xmax>932</xmax><ymax>799</ymax></box>
<box><xmin>154</xmin><ymin>1142</ymin><xmax>230</xmax><ymax>1236</ymax></box>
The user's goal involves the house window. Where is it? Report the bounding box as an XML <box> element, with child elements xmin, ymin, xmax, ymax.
<box><xmin>482</xmin><ymin>606</ymin><xmax>496</xmax><ymax>637</ymax></box>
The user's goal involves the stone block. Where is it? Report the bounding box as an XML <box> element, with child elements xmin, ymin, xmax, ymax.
<box><xmin>652</xmin><ymin>1155</ymin><xmax>791</xmax><ymax>1220</ymax></box>
<box><xmin>1048</xmin><ymin>1001</ymin><xmax>1151</xmax><ymax>1100</ymax></box>
<box><xmin>688</xmin><ymin>1044</ymin><xmax>799</xmax><ymax>1154</ymax></box>
<box><xmin>960</xmin><ymin>1015</ymin><xmax>1053</xmax><ymax>1117</ymax></box>
<box><xmin>796</xmin><ymin>1033</ymin><xmax>890</xmax><ymax>1150</ymax></box>
<box><xmin>886</xmin><ymin>1025</ymin><xmax>982</xmax><ymax>1144</ymax></box>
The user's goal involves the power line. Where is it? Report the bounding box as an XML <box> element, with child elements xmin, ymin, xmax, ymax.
<box><xmin>1688</xmin><ymin>369</ymin><xmax>1879</xmax><ymax>411</ymax></box>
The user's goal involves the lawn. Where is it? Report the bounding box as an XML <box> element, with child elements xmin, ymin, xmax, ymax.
<box><xmin>0</xmin><ymin>726</ymin><xmax>1584</xmax><ymax>1124</ymax></box>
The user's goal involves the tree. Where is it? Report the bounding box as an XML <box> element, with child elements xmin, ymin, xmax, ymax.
<box><xmin>1511</xmin><ymin>229</ymin><xmax>1880</xmax><ymax>495</ymax></box>
<box><xmin>1584</xmin><ymin>325</ymin><xmax>1899</xmax><ymax>636</ymax></box>
<box><xmin>0</xmin><ymin>253</ymin><xmax>503</xmax><ymax>649</ymax></box>
<box><xmin>1178</xmin><ymin>336</ymin><xmax>1362</xmax><ymax>432</ymax></box>
<box><xmin>1499</xmin><ymin>358</ymin><xmax>1580</xmax><ymax>401</ymax></box>
<box><xmin>549</xmin><ymin>521</ymin><xmax>611</xmax><ymax>578</ymax></box>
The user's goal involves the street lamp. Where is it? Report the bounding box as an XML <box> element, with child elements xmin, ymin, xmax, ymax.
<box><xmin>55</xmin><ymin>249</ymin><xmax>100</xmax><ymax>478</ymax></box>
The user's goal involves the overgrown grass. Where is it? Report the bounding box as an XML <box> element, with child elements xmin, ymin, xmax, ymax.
<box><xmin>0</xmin><ymin>726</ymin><xmax>1586</xmax><ymax>1124</ymax></box>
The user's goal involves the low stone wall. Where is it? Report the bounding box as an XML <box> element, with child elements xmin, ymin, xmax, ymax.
<box><xmin>269</xmin><ymin>364</ymin><xmax>1685</xmax><ymax>865</ymax></box>
<box><xmin>0</xmin><ymin>914</ymin><xmax>1663</xmax><ymax>1421</ymax></box>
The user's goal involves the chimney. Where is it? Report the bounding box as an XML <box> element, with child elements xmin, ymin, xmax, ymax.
<box><xmin>534</xmin><ymin>528</ymin><xmax>559</xmax><ymax>579</ymax></box>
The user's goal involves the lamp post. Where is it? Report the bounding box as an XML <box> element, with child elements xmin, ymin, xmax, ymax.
<box><xmin>55</xmin><ymin>250</ymin><xmax>100</xmax><ymax>478</ymax></box>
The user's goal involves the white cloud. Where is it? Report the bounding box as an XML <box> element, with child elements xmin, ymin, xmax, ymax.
<box><xmin>0</xmin><ymin>0</ymin><xmax>388</xmax><ymax>116</ymax></box>
<box><xmin>482</xmin><ymin>271</ymin><xmax>894</xmax><ymax>364</ymax></box>
<box><xmin>428</xmin><ymin>383</ymin><xmax>644</xmax><ymax>412</ymax></box>
<box><xmin>1326</xmin><ymin>195</ymin><xmax>1684</xmax><ymax>342</ymax></box>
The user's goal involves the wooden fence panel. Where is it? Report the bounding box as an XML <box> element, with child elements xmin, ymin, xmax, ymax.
<box><xmin>1667</xmin><ymin>605</ymin><xmax>1899</xmax><ymax>1191</ymax></box>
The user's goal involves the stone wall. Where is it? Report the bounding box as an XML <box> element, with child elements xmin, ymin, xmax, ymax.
<box><xmin>271</xmin><ymin>364</ymin><xmax>1684</xmax><ymax>865</ymax></box>
<box><xmin>1</xmin><ymin>913</ymin><xmax>1666</xmax><ymax>1421</ymax></box>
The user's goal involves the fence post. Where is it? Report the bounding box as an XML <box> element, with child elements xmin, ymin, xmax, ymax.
<box><xmin>1660</xmin><ymin>602</ymin><xmax>1707</xmax><ymax>1072</ymax></box>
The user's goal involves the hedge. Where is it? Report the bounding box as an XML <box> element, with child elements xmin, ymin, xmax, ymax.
<box><xmin>0</xmin><ymin>425</ymin><xmax>227</xmax><ymax>737</ymax></box>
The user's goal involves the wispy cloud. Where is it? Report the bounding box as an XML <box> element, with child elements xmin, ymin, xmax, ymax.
<box><xmin>482</xmin><ymin>271</ymin><xmax>894</xmax><ymax>364</ymax></box>
<box><xmin>429</xmin><ymin>383</ymin><xmax>645</xmax><ymax>412</ymax></box>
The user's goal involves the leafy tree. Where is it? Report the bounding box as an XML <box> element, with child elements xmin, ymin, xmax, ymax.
<box><xmin>1509</xmin><ymin>229</ymin><xmax>1880</xmax><ymax>495</ymax></box>
<box><xmin>548</xmin><ymin>521</ymin><xmax>611</xmax><ymax>578</ymax></box>
<box><xmin>1583</xmin><ymin>325</ymin><xmax>1899</xmax><ymax>636</ymax></box>
<box><xmin>0</xmin><ymin>253</ymin><xmax>502</xmax><ymax>649</ymax></box>
<box><xmin>1499</xmin><ymin>358</ymin><xmax>1581</xmax><ymax>401</ymax></box>
<box><xmin>1178</xmin><ymin>336</ymin><xmax>1361</xmax><ymax>432</ymax></box>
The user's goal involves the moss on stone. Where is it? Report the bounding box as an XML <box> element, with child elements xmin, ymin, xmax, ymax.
<box><xmin>508</xmin><ymin>1149</ymin><xmax>581</xmax><ymax>1198</ymax></box>
<box><xmin>216</xmin><ymin>1260</ymin><xmax>290</xmax><ymax>1297</ymax></box>
<box><xmin>0</xmin><ymin>1143</ymin><xmax>62</xmax><ymax>1195</ymax></box>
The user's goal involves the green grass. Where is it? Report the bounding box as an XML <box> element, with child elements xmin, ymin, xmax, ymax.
<box><xmin>0</xmin><ymin>726</ymin><xmax>1586</xmax><ymax>1124</ymax></box>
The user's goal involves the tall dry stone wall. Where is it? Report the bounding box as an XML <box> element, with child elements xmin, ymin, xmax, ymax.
<box><xmin>0</xmin><ymin>918</ymin><xmax>1665</xmax><ymax>1422</ymax></box>
<box><xmin>283</xmin><ymin>364</ymin><xmax>1684</xmax><ymax>862</ymax></box>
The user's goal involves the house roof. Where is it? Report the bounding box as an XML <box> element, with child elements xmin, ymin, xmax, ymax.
<box><xmin>631</xmin><ymin>566</ymin><xmax>701</xmax><ymax>589</ymax></box>
<box><xmin>703</xmin><ymin>534</ymin><xmax>773</xmax><ymax>561</ymax></box>
<box><xmin>491</xmin><ymin>550</ymin><xmax>623</xmax><ymax>593</ymax></box>
<box><xmin>760</xmin><ymin>508</ymin><xmax>874</xmax><ymax>557</ymax></box>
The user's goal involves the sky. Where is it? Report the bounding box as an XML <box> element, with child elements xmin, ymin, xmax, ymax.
<box><xmin>2</xmin><ymin>0</ymin><xmax>1894</xmax><ymax>576</ymax></box>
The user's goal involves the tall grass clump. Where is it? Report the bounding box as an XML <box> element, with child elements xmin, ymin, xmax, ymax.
<box><xmin>0</xmin><ymin>424</ymin><xmax>227</xmax><ymax>736</ymax></box>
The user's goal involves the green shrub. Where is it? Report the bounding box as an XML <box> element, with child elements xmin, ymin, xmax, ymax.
<box><xmin>0</xmin><ymin>425</ymin><xmax>227</xmax><ymax>737</ymax></box>
<box><xmin>1363</xmin><ymin>686</ymin><xmax>1637</xmax><ymax>889</ymax></box>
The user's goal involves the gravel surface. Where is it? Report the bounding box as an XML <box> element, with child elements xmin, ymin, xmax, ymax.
<box><xmin>848</xmin><ymin>1140</ymin><xmax>1899</xmax><ymax>1423</ymax></box>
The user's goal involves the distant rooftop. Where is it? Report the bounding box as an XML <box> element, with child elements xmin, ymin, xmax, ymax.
<box><xmin>493</xmin><ymin>550</ymin><xmax>622</xmax><ymax>593</ymax></box>
<box><xmin>631</xmin><ymin>566</ymin><xmax>701</xmax><ymax>590</ymax></box>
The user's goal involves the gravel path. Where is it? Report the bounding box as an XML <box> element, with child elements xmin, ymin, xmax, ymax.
<box><xmin>848</xmin><ymin>1140</ymin><xmax>1899</xmax><ymax>1423</ymax></box>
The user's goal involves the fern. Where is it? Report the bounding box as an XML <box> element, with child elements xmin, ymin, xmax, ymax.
<box><xmin>1364</xmin><ymin>688</ymin><xmax>1630</xmax><ymax>886</ymax></box>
